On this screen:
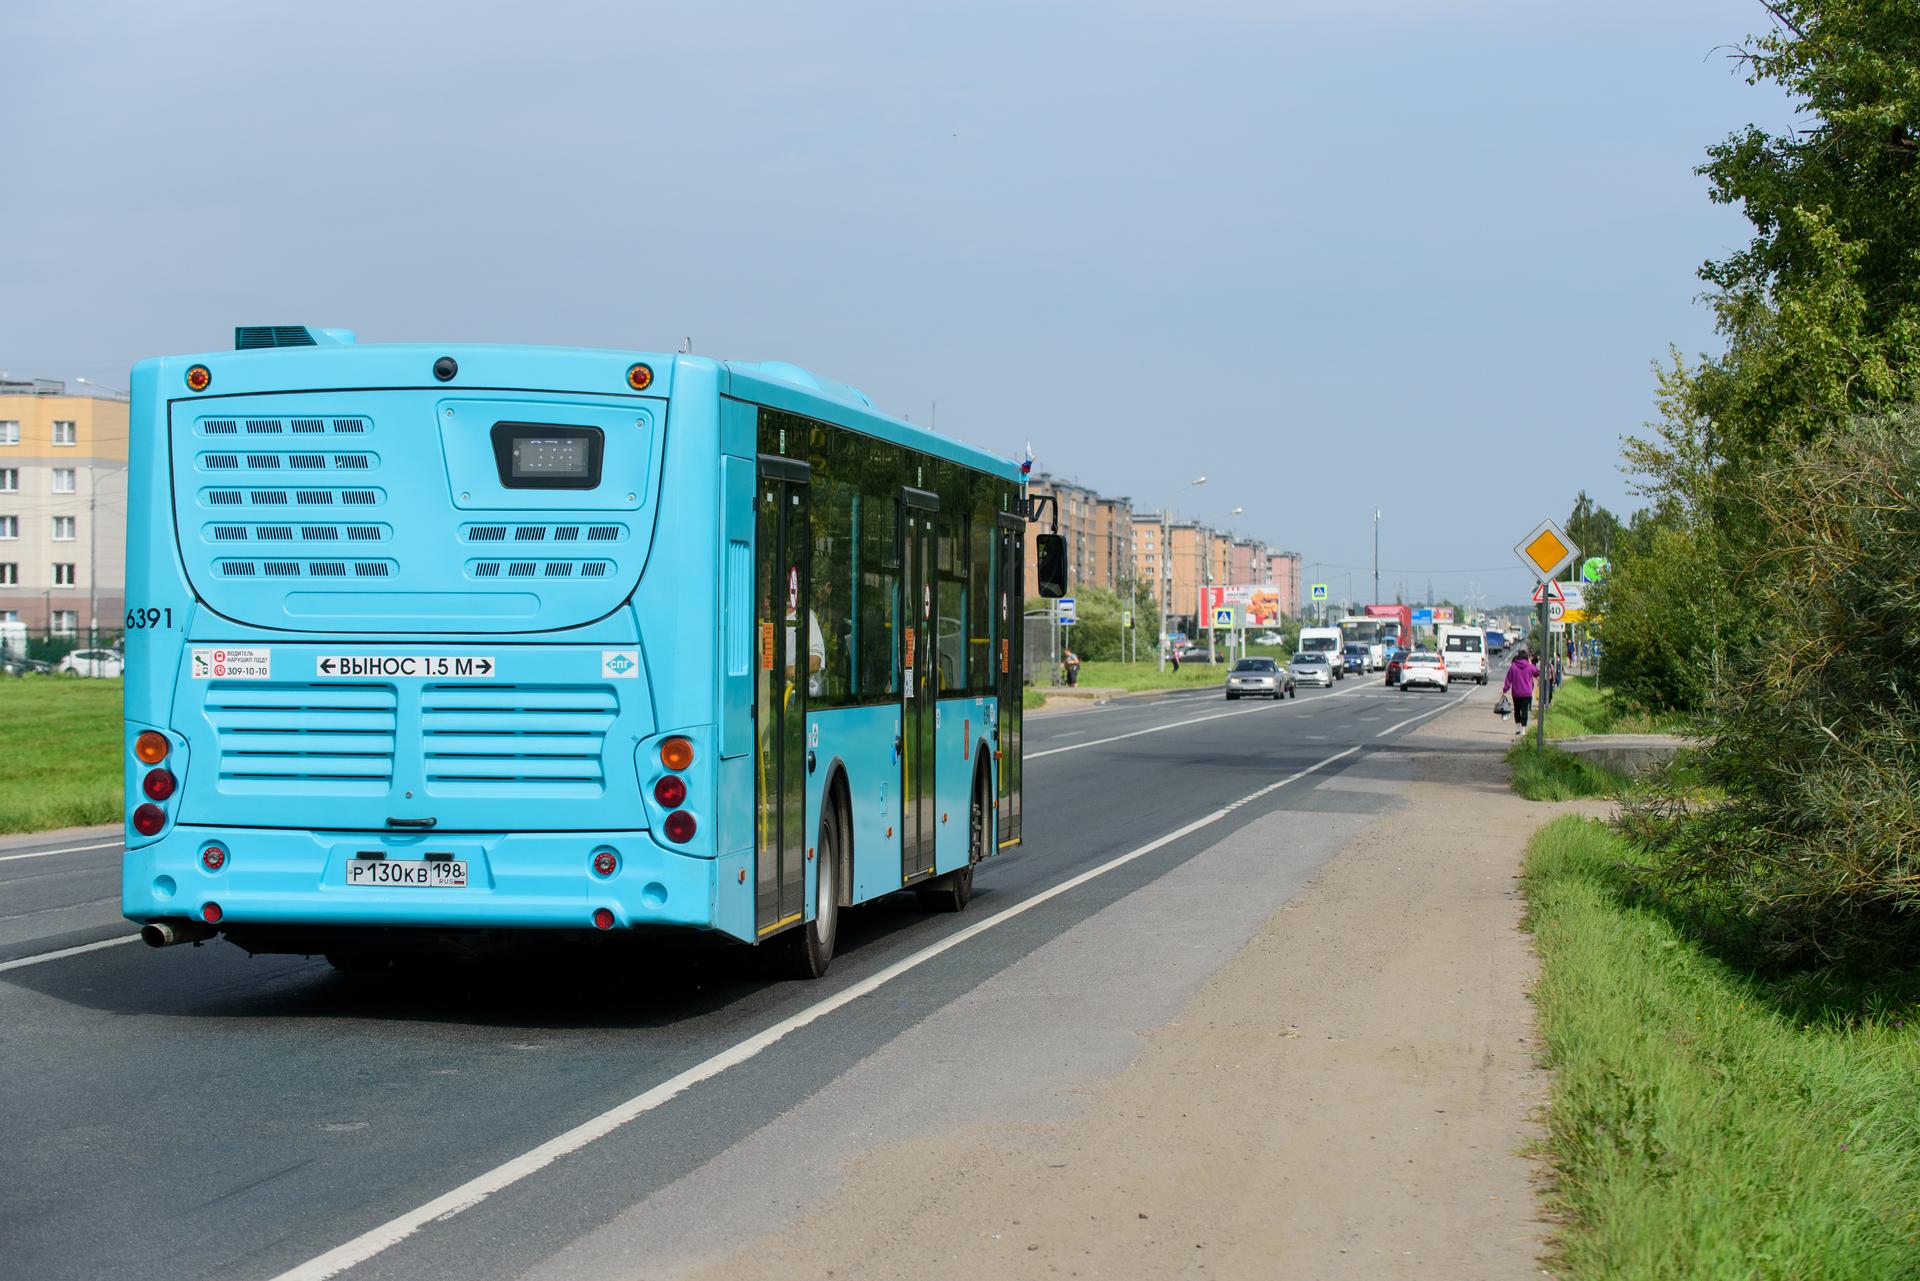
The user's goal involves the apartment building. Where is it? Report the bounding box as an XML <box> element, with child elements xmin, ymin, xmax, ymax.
<box><xmin>0</xmin><ymin>379</ymin><xmax>129</xmax><ymax>638</ymax></box>
<box><xmin>1022</xmin><ymin>472</ymin><xmax>1130</xmax><ymax>597</ymax></box>
<box><xmin>1267</xmin><ymin>550</ymin><xmax>1303</xmax><ymax>617</ymax></box>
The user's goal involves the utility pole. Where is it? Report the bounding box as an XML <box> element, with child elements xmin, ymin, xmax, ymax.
<box><xmin>1372</xmin><ymin>508</ymin><xmax>1380</xmax><ymax>606</ymax></box>
<box><xmin>1157</xmin><ymin>477</ymin><xmax>1206</xmax><ymax>671</ymax></box>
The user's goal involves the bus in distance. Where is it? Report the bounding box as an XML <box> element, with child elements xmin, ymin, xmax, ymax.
<box><xmin>120</xmin><ymin>328</ymin><xmax>1048</xmax><ymax>978</ymax></box>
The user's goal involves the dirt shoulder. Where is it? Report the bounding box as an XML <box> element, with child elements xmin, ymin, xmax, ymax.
<box><xmin>683</xmin><ymin>696</ymin><xmax>1600</xmax><ymax>1281</ymax></box>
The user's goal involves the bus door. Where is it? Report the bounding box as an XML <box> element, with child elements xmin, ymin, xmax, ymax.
<box><xmin>755</xmin><ymin>456</ymin><xmax>811</xmax><ymax>937</ymax></box>
<box><xmin>900</xmin><ymin>487</ymin><xmax>939</xmax><ymax>884</ymax></box>
<box><xmin>995</xmin><ymin>511</ymin><xmax>1025</xmax><ymax>846</ymax></box>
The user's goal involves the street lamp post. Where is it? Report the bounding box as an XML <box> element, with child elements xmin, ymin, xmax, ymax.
<box><xmin>1157</xmin><ymin>476</ymin><xmax>1206</xmax><ymax>672</ymax></box>
<box><xmin>87</xmin><ymin>464</ymin><xmax>127</xmax><ymax>651</ymax></box>
<box><xmin>1372</xmin><ymin>508</ymin><xmax>1380</xmax><ymax>607</ymax></box>
<box><xmin>1208</xmin><ymin>506</ymin><xmax>1243</xmax><ymax>661</ymax></box>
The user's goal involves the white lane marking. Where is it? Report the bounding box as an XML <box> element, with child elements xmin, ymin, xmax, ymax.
<box><xmin>0</xmin><ymin>840</ymin><xmax>123</xmax><ymax>864</ymax></box>
<box><xmin>266</xmin><ymin>743</ymin><xmax>1362</xmax><ymax>1281</ymax></box>
<box><xmin>0</xmin><ymin>934</ymin><xmax>139</xmax><ymax>974</ymax></box>
<box><xmin>1376</xmin><ymin>690</ymin><xmax>1473</xmax><ymax>737</ymax></box>
<box><xmin>1027</xmin><ymin>675</ymin><xmax>1375</xmax><ymax>760</ymax></box>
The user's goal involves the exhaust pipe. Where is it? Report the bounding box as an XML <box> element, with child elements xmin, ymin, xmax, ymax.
<box><xmin>142</xmin><ymin>920</ymin><xmax>218</xmax><ymax>948</ymax></box>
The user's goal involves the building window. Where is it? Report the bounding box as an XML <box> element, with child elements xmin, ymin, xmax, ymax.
<box><xmin>51</xmin><ymin>610</ymin><xmax>77</xmax><ymax>636</ymax></box>
<box><xmin>52</xmin><ymin>421</ymin><xmax>78</xmax><ymax>447</ymax></box>
<box><xmin>0</xmin><ymin>421</ymin><xmax>17</xmax><ymax>445</ymax></box>
<box><xmin>52</xmin><ymin>468</ymin><xmax>76</xmax><ymax>494</ymax></box>
<box><xmin>53</xmin><ymin>563</ymin><xmax>76</xmax><ymax>586</ymax></box>
<box><xmin>0</xmin><ymin>469</ymin><xmax>14</xmax><ymax>492</ymax></box>
<box><xmin>0</xmin><ymin>609</ymin><xmax>16</xmax><ymax>622</ymax></box>
<box><xmin>52</xmin><ymin>516</ymin><xmax>75</xmax><ymax>541</ymax></box>
<box><xmin>0</xmin><ymin>516</ymin><xmax>16</xmax><ymax>540</ymax></box>
<box><xmin>0</xmin><ymin>564</ymin><xmax>14</xmax><ymax>586</ymax></box>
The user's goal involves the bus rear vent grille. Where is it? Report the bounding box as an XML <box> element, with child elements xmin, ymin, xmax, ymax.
<box><xmin>462</xmin><ymin>524</ymin><xmax>626</xmax><ymax>543</ymax></box>
<box><xmin>421</xmin><ymin>685</ymin><xmax>616</xmax><ymax>798</ymax></box>
<box><xmin>201</xmin><ymin>488</ymin><xmax>384</xmax><ymax>508</ymax></box>
<box><xmin>199</xmin><ymin>452</ymin><xmax>375</xmax><ymax>472</ymax></box>
<box><xmin>215</xmin><ymin>559</ymin><xmax>397</xmax><ymax>579</ymax></box>
<box><xmin>467</xmin><ymin>560</ymin><xmax>613</xmax><ymax>580</ymax></box>
<box><xmin>196</xmin><ymin>417</ymin><xmax>368</xmax><ymax>436</ymax></box>
<box><xmin>206</xmin><ymin>683</ymin><xmax>397</xmax><ymax>795</ymax></box>
<box><xmin>207</xmin><ymin>524</ymin><xmax>388</xmax><ymax>543</ymax></box>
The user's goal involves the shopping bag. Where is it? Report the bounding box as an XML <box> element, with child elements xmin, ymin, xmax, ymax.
<box><xmin>1494</xmin><ymin>692</ymin><xmax>1512</xmax><ymax>717</ymax></box>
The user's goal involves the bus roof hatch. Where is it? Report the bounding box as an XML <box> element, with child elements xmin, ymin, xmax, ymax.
<box><xmin>234</xmin><ymin>326</ymin><xmax>357</xmax><ymax>350</ymax></box>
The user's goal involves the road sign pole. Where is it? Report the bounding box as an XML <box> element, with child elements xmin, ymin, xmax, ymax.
<box><xmin>1536</xmin><ymin>592</ymin><xmax>1548</xmax><ymax>750</ymax></box>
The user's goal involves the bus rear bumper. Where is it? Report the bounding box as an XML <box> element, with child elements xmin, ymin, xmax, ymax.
<box><xmin>121</xmin><ymin>826</ymin><xmax>735</xmax><ymax>937</ymax></box>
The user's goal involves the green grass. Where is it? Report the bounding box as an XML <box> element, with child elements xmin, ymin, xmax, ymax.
<box><xmin>1059</xmin><ymin>658</ymin><xmax>1242</xmax><ymax>693</ymax></box>
<box><xmin>0</xmin><ymin>676</ymin><xmax>124</xmax><ymax>833</ymax></box>
<box><xmin>1022</xmin><ymin>688</ymin><xmax>1048</xmax><ymax>710</ymax></box>
<box><xmin>1525</xmin><ymin>815</ymin><xmax>1920</xmax><ymax>1279</ymax></box>
<box><xmin>1544</xmin><ymin>676</ymin><xmax>1692</xmax><ymax>741</ymax></box>
<box><xmin>1507</xmin><ymin>739</ymin><xmax>1625</xmax><ymax>801</ymax></box>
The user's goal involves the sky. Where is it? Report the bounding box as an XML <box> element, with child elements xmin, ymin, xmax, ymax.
<box><xmin>1</xmin><ymin>0</ymin><xmax>1795</xmax><ymax>608</ymax></box>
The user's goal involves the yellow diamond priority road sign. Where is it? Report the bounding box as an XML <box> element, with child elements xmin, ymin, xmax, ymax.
<box><xmin>1514</xmin><ymin>518</ymin><xmax>1581</xmax><ymax>582</ymax></box>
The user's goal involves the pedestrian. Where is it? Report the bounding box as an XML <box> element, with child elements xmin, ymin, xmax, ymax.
<box><xmin>1170</xmin><ymin>643</ymin><xmax>1181</xmax><ymax>674</ymax></box>
<box><xmin>1503</xmin><ymin>647</ymin><xmax>1538</xmax><ymax>736</ymax></box>
<box><xmin>1063</xmin><ymin>648</ymin><xmax>1081</xmax><ymax>687</ymax></box>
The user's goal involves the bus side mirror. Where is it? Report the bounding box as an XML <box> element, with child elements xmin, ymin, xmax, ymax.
<box><xmin>1035</xmin><ymin>534</ymin><xmax>1068</xmax><ymax>598</ymax></box>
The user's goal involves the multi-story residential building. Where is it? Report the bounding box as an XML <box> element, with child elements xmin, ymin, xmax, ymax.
<box><xmin>1267</xmin><ymin>550</ymin><xmax>1303</xmax><ymax>617</ymax></box>
<box><xmin>0</xmin><ymin>379</ymin><xmax>128</xmax><ymax>639</ymax></box>
<box><xmin>1227</xmin><ymin>537</ymin><xmax>1263</xmax><ymax>588</ymax></box>
<box><xmin>1089</xmin><ymin>494</ymin><xmax>1134</xmax><ymax>594</ymax></box>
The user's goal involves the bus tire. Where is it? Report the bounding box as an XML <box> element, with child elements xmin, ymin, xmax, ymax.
<box><xmin>918</xmin><ymin>771</ymin><xmax>986</xmax><ymax>913</ymax></box>
<box><xmin>775</xmin><ymin>804</ymin><xmax>841</xmax><ymax>979</ymax></box>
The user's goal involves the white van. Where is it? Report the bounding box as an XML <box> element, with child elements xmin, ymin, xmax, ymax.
<box><xmin>1438</xmin><ymin>625</ymin><xmax>1488</xmax><ymax>685</ymax></box>
<box><xmin>1297</xmin><ymin>626</ymin><xmax>1344</xmax><ymax>679</ymax></box>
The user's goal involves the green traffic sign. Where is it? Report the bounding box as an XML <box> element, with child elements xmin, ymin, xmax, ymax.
<box><xmin>1581</xmin><ymin>557</ymin><xmax>1610</xmax><ymax>582</ymax></box>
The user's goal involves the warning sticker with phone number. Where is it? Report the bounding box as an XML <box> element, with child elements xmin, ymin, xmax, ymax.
<box><xmin>191</xmin><ymin>647</ymin><xmax>272</xmax><ymax>680</ymax></box>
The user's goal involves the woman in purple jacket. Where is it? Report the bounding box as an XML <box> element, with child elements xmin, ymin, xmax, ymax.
<box><xmin>1503</xmin><ymin>649</ymin><xmax>1539</xmax><ymax>735</ymax></box>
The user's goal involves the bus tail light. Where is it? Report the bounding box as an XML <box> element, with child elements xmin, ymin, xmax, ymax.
<box><xmin>663</xmin><ymin>811</ymin><xmax>696</xmax><ymax>843</ymax></box>
<box><xmin>143</xmin><ymin>769</ymin><xmax>176</xmax><ymax>801</ymax></box>
<box><xmin>201</xmin><ymin>902</ymin><xmax>223</xmax><ymax>924</ymax></box>
<box><xmin>201</xmin><ymin>844</ymin><xmax>227</xmax><ymax>871</ymax></box>
<box><xmin>132</xmin><ymin>804</ymin><xmax>165</xmax><ymax>836</ymax></box>
<box><xmin>592</xmin><ymin>850</ymin><xmax>618</xmax><ymax>877</ymax></box>
<box><xmin>653</xmin><ymin>775</ymin><xmax>686</xmax><ymax>808</ymax></box>
<box><xmin>135</xmin><ymin>731</ymin><xmax>170</xmax><ymax>764</ymax></box>
<box><xmin>659</xmin><ymin>737</ymin><xmax>694</xmax><ymax>771</ymax></box>
<box><xmin>592</xmin><ymin>907</ymin><xmax>615</xmax><ymax>930</ymax></box>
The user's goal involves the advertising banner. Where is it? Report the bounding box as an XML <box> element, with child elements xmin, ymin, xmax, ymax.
<box><xmin>1201</xmin><ymin>584</ymin><xmax>1285</xmax><ymax>627</ymax></box>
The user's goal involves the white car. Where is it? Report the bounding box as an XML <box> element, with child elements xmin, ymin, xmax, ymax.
<box><xmin>1288</xmin><ymin>652</ymin><xmax>1336</xmax><ymax>688</ymax></box>
<box><xmin>57</xmin><ymin>648</ymin><xmax>124</xmax><ymax>678</ymax></box>
<box><xmin>1253</xmin><ymin>631</ymin><xmax>1284</xmax><ymax>646</ymax></box>
<box><xmin>1398</xmin><ymin>650</ymin><xmax>1449</xmax><ymax>691</ymax></box>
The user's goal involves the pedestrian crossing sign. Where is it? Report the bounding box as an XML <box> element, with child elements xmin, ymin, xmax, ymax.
<box><xmin>1211</xmin><ymin>606</ymin><xmax>1236</xmax><ymax>629</ymax></box>
<box><xmin>1310</xmin><ymin>583</ymin><xmax>1328</xmax><ymax>601</ymax></box>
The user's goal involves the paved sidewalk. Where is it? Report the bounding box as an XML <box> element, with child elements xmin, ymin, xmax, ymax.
<box><xmin>676</xmin><ymin>692</ymin><xmax>1600</xmax><ymax>1280</ymax></box>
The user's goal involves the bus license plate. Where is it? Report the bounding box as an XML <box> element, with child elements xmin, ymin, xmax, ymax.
<box><xmin>345</xmin><ymin>859</ymin><xmax>468</xmax><ymax>888</ymax></box>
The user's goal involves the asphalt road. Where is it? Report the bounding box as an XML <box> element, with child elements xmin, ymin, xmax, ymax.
<box><xmin>0</xmin><ymin>667</ymin><xmax>1483</xmax><ymax>1281</ymax></box>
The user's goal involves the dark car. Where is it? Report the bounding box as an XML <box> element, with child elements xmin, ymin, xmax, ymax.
<box><xmin>1342</xmin><ymin>642</ymin><xmax>1368</xmax><ymax>674</ymax></box>
<box><xmin>1383</xmin><ymin>647</ymin><xmax>1409</xmax><ymax>686</ymax></box>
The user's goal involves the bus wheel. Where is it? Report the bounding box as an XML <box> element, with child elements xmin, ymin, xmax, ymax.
<box><xmin>918</xmin><ymin>776</ymin><xmax>984</xmax><ymax>913</ymax></box>
<box><xmin>776</xmin><ymin>803</ymin><xmax>840</xmax><ymax>979</ymax></box>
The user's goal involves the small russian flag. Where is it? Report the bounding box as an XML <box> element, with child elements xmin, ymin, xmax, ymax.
<box><xmin>1020</xmin><ymin>442</ymin><xmax>1034</xmax><ymax>477</ymax></box>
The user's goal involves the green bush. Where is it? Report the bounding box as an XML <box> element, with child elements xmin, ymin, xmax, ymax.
<box><xmin>1623</xmin><ymin>415</ymin><xmax>1920</xmax><ymax>967</ymax></box>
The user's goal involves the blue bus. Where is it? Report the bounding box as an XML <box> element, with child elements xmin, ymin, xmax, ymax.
<box><xmin>120</xmin><ymin>328</ymin><xmax>1049</xmax><ymax>977</ymax></box>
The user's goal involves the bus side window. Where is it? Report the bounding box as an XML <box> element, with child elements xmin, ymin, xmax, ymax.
<box><xmin>858</xmin><ymin>438</ymin><xmax>901</xmax><ymax>697</ymax></box>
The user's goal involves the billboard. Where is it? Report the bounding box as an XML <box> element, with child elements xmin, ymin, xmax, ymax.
<box><xmin>1200</xmin><ymin>585</ymin><xmax>1285</xmax><ymax>627</ymax></box>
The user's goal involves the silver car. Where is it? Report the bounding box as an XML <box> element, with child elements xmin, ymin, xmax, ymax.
<box><xmin>1225</xmin><ymin>656</ymin><xmax>1295</xmax><ymax>700</ymax></box>
<box><xmin>1288</xmin><ymin>651</ymin><xmax>1335</xmax><ymax>688</ymax></box>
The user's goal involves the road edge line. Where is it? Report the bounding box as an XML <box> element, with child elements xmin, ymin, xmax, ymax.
<box><xmin>0</xmin><ymin>935</ymin><xmax>140</xmax><ymax>973</ymax></box>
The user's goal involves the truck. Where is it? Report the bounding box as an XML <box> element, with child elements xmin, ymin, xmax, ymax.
<box><xmin>1364</xmin><ymin>603</ymin><xmax>1413</xmax><ymax>660</ymax></box>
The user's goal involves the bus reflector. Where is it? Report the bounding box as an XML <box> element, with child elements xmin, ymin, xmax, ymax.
<box><xmin>592</xmin><ymin>850</ymin><xmax>618</xmax><ymax>877</ymax></box>
<box><xmin>663</xmin><ymin>811</ymin><xmax>696</xmax><ymax>843</ymax></box>
<box><xmin>626</xmin><ymin>363</ymin><xmax>653</xmax><ymax>391</ymax></box>
<box><xmin>143</xmin><ymin>769</ymin><xmax>176</xmax><ymax>801</ymax></box>
<box><xmin>653</xmin><ymin>775</ymin><xmax>686</xmax><ymax>808</ymax></box>
<box><xmin>202</xmin><ymin>845</ymin><xmax>227</xmax><ymax>871</ymax></box>
<box><xmin>660</xmin><ymin>737</ymin><xmax>694</xmax><ymax>771</ymax></box>
<box><xmin>202</xmin><ymin>902</ymin><xmax>223</xmax><ymax>924</ymax></box>
<box><xmin>135</xmin><ymin>731</ymin><xmax>170</xmax><ymax>764</ymax></box>
<box><xmin>132</xmin><ymin>804</ymin><xmax>165</xmax><ymax>836</ymax></box>
<box><xmin>592</xmin><ymin>907</ymin><xmax>615</xmax><ymax>930</ymax></box>
<box><xmin>185</xmin><ymin>364</ymin><xmax>212</xmax><ymax>392</ymax></box>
